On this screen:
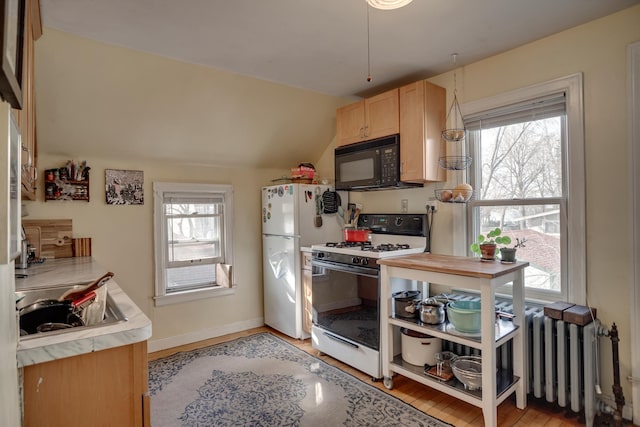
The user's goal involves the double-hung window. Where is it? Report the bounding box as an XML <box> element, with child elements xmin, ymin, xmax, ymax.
<box><xmin>462</xmin><ymin>74</ymin><xmax>585</xmax><ymax>303</ymax></box>
<box><xmin>153</xmin><ymin>182</ymin><xmax>234</xmax><ymax>306</ymax></box>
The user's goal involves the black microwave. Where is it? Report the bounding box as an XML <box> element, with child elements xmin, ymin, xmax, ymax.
<box><xmin>334</xmin><ymin>134</ymin><xmax>422</xmax><ymax>191</ymax></box>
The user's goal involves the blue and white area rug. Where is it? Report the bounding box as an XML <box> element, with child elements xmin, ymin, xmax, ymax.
<box><xmin>149</xmin><ymin>332</ymin><xmax>451</xmax><ymax>427</ymax></box>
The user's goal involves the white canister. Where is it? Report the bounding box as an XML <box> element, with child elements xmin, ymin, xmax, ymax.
<box><xmin>400</xmin><ymin>328</ymin><xmax>442</xmax><ymax>366</ymax></box>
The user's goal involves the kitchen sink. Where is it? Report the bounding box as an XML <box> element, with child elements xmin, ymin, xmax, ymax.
<box><xmin>16</xmin><ymin>283</ymin><xmax>128</xmax><ymax>339</ymax></box>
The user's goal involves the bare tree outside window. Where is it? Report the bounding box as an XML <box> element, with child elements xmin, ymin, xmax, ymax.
<box><xmin>464</xmin><ymin>76</ymin><xmax>585</xmax><ymax>303</ymax></box>
<box><xmin>471</xmin><ymin>116</ymin><xmax>565</xmax><ymax>294</ymax></box>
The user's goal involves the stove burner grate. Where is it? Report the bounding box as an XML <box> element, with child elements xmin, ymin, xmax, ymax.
<box><xmin>375</xmin><ymin>243</ymin><xmax>411</xmax><ymax>251</ymax></box>
<box><xmin>326</xmin><ymin>241</ymin><xmax>373</xmax><ymax>249</ymax></box>
<box><xmin>324</xmin><ymin>242</ymin><xmax>412</xmax><ymax>252</ymax></box>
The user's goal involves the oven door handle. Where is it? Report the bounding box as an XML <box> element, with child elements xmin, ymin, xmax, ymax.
<box><xmin>312</xmin><ymin>260</ymin><xmax>379</xmax><ymax>278</ymax></box>
<box><xmin>323</xmin><ymin>331</ymin><xmax>359</xmax><ymax>349</ymax></box>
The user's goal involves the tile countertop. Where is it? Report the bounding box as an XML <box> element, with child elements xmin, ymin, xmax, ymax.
<box><xmin>15</xmin><ymin>257</ymin><xmax>152</xmax><ymax>367</ymax></box>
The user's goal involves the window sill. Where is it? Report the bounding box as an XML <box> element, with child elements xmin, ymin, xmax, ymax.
<box><xmin>154</xmin><ymin>286</ymin><xmax>235</xmax><ymax>306</ymax></box>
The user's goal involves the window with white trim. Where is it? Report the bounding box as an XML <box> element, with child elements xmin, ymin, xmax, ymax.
<box><xmin>153</xmin><ymin>182</ymin><xmax>234</xmax><ymax>306</ymax></box>
<box><xmin>462</xmin><ymin>74</ymin><xmax>586</xmax><ymax>303</ymax></box>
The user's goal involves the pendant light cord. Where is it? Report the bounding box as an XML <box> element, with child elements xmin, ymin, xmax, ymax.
<box><xmin>366</xmin><ymin>4</ymin><xmax>372</xmax><ymax>82</ymax></box>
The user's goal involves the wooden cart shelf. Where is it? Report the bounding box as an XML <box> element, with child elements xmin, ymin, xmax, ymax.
<box><xmin>378</xmin><ymin>253</ymin><xmax>529</xmax><ymax>427</ymax></box>
<box><xmin>388</xmin><ymin>315</ymin><xmax>520</xmax><ymax>349</ymax></box>
<box><xmin>390</xmin><ymin>355</ymin><xmax>520</xmax><ymax>406</ymax></box>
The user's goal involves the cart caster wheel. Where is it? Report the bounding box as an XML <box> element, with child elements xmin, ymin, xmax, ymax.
<box><xmin>383</xmin><ymin>377</ymin><xmax>393</xmax><ymax>389</ymax></box>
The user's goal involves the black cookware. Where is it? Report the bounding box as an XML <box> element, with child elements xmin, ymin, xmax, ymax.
<box><xmin>17</xmin><ymin>273</ymin><xmax>111</xmax><ymax>335</ymax></box>
<box><xmin>19</xmin><ymin>299</ymin><xmax>85</xmax><ymax>335</ymax></box>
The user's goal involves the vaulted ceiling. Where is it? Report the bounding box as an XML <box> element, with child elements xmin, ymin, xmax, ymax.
<box><xmin>40</xmin><ymin>0</ymin><xmax>640</xmax><ymax>98</ymax></box>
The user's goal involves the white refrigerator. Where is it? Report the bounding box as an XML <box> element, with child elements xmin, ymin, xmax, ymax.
<box><xmin>262</xmin><ymin>183</ymin><xmax>342</xmax><ymax>339</ymax></box>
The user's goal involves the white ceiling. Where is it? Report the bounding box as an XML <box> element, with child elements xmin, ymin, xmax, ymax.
<box><xmin>40</xmin><ymin>0</ymin><xmax>640</xmax><ymax>98</ymax></box>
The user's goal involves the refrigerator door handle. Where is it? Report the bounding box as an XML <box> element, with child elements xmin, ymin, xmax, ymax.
<box><xmin>262</xmin><ymin>234</ymin><xmax>297</xmax><ymax>239</ymax></box>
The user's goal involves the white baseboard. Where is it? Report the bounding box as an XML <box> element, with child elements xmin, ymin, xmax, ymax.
<box><xmin>147</xmin><ymin>317</ymin><xmax>264</xmax><ymax>353</ymax></box>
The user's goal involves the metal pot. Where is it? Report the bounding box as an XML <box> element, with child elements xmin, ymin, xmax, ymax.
<box><xmin>19</xmin><ymin>300</ymin><xmax>85</xmax><ymax>334</ymax></box>
<box><xmin>19</xmin><ymin>291</ymin><xmax>97</xmax><ymax>335</ymax></box>
<box><xmin>343</xmin><ymin>228</ymin><xmax>371</xmax><ymax>242</ymax></box>
<box><xmin>392</xmin><ymin>290</ymin><xmax>421</xmax><ymax>319</ymax></box>
<box><xmin>419</xmin><ymin>298</ymin><xmax>446</xmax><ymax>324</ymax></box>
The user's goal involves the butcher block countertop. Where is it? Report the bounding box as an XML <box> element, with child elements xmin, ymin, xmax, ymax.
<box><xmin>377</xmin><ymin>253</ymin><xmax>529</xmax><ymax>278</ymax></box>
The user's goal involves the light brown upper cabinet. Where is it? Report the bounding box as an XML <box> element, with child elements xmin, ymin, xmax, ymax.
<box><xmin>16</xmin><ymin>0</ymin><xmax>42</xmax><ymax>201</ymax></box>
<box><xmin>399</xmin><ymin>81</ymin><xmax>446</xmax><ymax>183</ymax></box>
<box><xmin>336</xmin><ymin>88</ymin><xmax>399</xmax><ymax>146</ymax></box>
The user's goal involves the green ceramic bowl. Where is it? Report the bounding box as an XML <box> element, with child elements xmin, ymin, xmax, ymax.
<box><xmin>447</xmin><ymin>300</ymin><xmax>481</xmax><ymax>333</ymax></box>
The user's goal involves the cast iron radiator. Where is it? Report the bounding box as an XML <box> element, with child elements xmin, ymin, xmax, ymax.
<box><xmin>440</xmin><ymin>296</ymin><xmax>601</xmax><ymax>427</ymax></box>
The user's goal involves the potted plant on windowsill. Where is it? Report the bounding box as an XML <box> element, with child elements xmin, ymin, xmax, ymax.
<box><xmin>498</xmin><ymin>238</ymin><xmax>527</xmax><ymax>263</ymax></box>
<box><xmin>470</xmin><ymin>228</ymin><xmax>511</xmax><ymax>261</ymax></box>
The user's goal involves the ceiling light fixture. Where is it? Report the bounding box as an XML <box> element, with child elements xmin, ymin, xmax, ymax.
<box><xmin>366</xmin><ymin>0</ymin><xmax>413</xmax><ymax>10</ymax></box>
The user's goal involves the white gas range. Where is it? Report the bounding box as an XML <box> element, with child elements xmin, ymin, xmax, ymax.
<box><xmin>309</xmin><ymin>213</ymin><xmax>432</xmax><ymax>379</ymax></box>
<box><xmin>311</xmin><ymin>235</ymin><xmax>427</xmax><ymax>259</ymax></box>
<box><xmin>311</xmin><ymin>213</ymin><xmax>430</xmax><ymax>259</ymax></box>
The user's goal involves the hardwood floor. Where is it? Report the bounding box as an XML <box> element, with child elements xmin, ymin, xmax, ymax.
<box><xmin>148</xmin><ymin>326</ymin><xmax>621</xmax><ymax>427</ymax></box>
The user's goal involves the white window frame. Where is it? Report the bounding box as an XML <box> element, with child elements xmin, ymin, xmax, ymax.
<box><xmin>459</xmin><ymin>73</ymin><xmax>586</xmax><ymax>304</ymax></box>
<box><xmin>153</xmin><ymin>182</ymin><xmax>234</xmax><ymax>306</ymax></box>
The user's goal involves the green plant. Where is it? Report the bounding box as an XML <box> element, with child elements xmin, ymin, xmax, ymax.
<box><xmin>470</xmin><ymin>228</ymin><xmax>511</xmax><ymax>255</ymax></box>
<box><xmin>511</xmin><ymin>237</ymin><xmax>527</xmax><ymax>249</ymax></box>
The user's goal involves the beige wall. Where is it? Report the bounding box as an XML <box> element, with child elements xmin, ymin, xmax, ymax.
<box><xmin>34</xmin><ymin>29</ymin><xmax>347</xmax><ymax>171</ymax></box>
<box><xmin>349</xmin><ymin>5</ymin><xmax>639</xmax><ymax>407</ymax></box>
<box><xmin>22</xmin><ymin>3</ymin><xmax>640</xmax><ymax>414</ymax></box>
<box><xmin>29</xmin><ymin>153</ymin><xmax>285</xmax><ymax>346</ymax></box>
<box><xmin>26</xmin><ymin>29</ymin><xmax>346</xmax><ymax>348</ymax></box>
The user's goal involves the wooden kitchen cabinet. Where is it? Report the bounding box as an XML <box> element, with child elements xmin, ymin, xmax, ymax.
<box><xmin>336</xmin><ymin>88</ymin><xmax>399</xmax><ymax>146</ymax></box>
<box><xmin>16</xmin><ymin>0</ymin><xmax>42</xmax><ymax>201</ymax></box>
<box><xmin>301</xmin><ymin>250</ymin><xmax>313</xmax><ymax>335</ymax></box>
<box><xmin>23</xmin><ymin>341</ymin><xmax>150</xmax><ymax>427</ymax></box>
<box><xmin>399</xmin><ymin>80</ymin><xmax>446</xmax><ymax>183</ymax></box>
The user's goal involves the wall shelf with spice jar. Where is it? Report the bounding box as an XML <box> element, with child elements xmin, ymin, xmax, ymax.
<box><xmin>44</xmin><ymin>161</ymin><xmax>90</xmax><ymax>202</ymax></box>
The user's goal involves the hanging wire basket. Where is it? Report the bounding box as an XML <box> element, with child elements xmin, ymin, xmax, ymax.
<box><xmin>438</xmin><ymin>155</ymin><xmax>472</xmax><ymax>171</ymax></box>
<box><xmin>434</xmin><ymin>187</ymin><xmax>474</xmax><ymax>203</ymax></box>
<box><xmin>442</xmin><ymin>90</ymin><xmax>466</xmax><ymax>142</ymax></box>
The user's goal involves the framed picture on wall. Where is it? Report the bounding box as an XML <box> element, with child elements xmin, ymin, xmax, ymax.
<box><xmin>0</xmin><ymin>0</ymin><xmax>25</xmax><ymax>110</ymax></box>
<box><xmin>105</xmin><ymin>169</ymin><xmax>144</xmax><ymax>205</ymax></box>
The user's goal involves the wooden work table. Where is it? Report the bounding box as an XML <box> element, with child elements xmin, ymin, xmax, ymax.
<box><xmin>378</xmin><ymin>253</ymin><xmax>529</xmax><ymax>427</ymax></box>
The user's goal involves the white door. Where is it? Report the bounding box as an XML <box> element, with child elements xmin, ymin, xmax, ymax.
<box><xmin>263</xmin><ymin>234</ymin><xmax>301</xmax><ymax>339</ymax></box>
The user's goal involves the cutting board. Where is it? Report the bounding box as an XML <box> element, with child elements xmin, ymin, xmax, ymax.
<box><xmin>22</xmin><ymin>219</ymin><xmax>73</xmax><ymax>258</ymax></box>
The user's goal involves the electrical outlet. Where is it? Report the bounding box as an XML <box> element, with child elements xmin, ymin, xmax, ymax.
<box><xmin>401</xmin><ymin>199</ymin><xmax>408</xmax><ymax>213</ymax></box>
<box><xmin>426</xmin><ymin>203</ymin><xmax>437</xmax><ymax>213</ymax></box>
